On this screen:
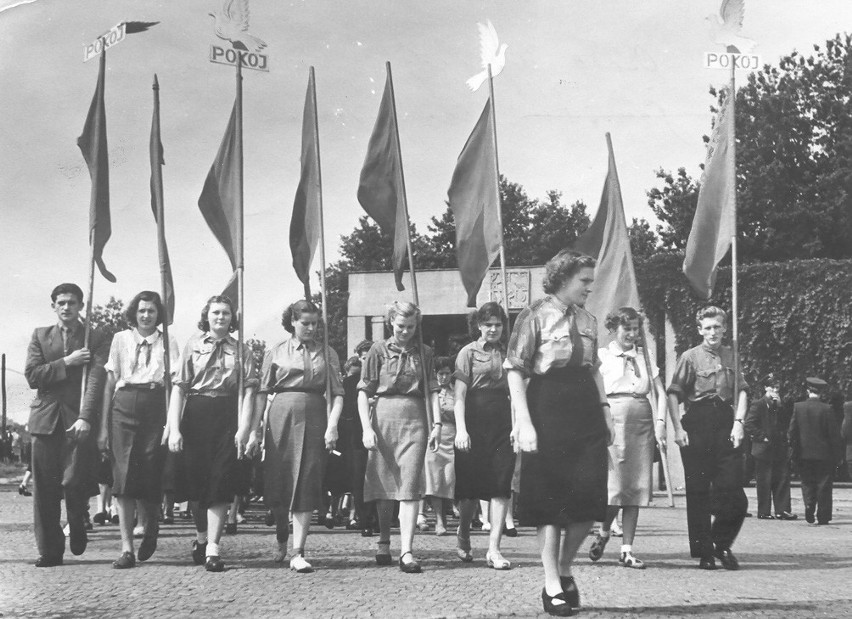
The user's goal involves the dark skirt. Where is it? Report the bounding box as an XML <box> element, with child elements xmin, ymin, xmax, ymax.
<box><xmin>264</xmin><ymin>391</ymin><xmax>327</xmax><ymax>512</ymax></box>
<box><xmin>518</xmin><ymin>366</ymin><xmax>608</xmax><ymax>526</ymax></box>
<box><xmin>324</xmin><ymin>415</ymin><xmax>359</xmax><ymax>496</ymax></box>
<box><xmin>455</xmin><ymin>389</ymin><xmax>515</xmax><ymax>501</ymax></box>
<box><xmin>175</xmin><ymin>395</ymin><xmax>239</xmax><ymax>505</ymax></box>
<box><xmin>109</xmin><ymin>387</ymin><xmax>166</xmax><ymax>503</ymax></box>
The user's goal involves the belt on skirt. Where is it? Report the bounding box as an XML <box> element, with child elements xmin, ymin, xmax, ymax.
<box><xmin>271</xmin><ymin>387</ymin><xmax>323</xmax><ymax>395</ymax></box>
<box><xmin>118</xmin><ymin>383</ymin><xmax>164</xmax><ymax>391</ymax></box>
<box><xmin>608</xmin><ymin>392</ymin><xmax>648</xmax><ymax>399</ymax></box>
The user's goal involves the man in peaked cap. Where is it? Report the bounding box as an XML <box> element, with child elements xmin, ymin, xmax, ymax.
<box><xmin>788</xmin><ymin>377</ymin><xmax>842</xmax><ymax>525</ymax></box>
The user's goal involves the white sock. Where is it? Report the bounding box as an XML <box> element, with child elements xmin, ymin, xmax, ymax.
<box><xmin>196</xmin><ymin>531</ymin><xmax>208</xmax><ymax>544</ymax></box>
<box><xmin>206</xmin><ymin>542</ymin><xmax>220</xmax><ymax>557</ymax></box>
<box><xmin>621</xmin><ymin>544</ymin><xmax>632</xmax><ymax>554</ymax></box>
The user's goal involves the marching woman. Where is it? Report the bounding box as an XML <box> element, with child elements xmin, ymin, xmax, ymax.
<box><xmin>358</xmin><ymin>301</ymin><xmax>441</xmax><ymax>573</ymax></box>
<box><xmin>423</xmin><ymin>356</ymin><xmax>457</xmax><ymax>536</ymax></box>
<box><xmin>454</xmin><ymin>302</ymin><xmax>515</xmax><ymax>569</ymax></box>
<box><xmin>167</xmin><ymin>295</ymin><xmax>257</xmax><ymax>573</ymax></box>
<box><xmin>506</xmin><ymin>250</ymin><xmax>613</xmax><ymax>616</ymax></box>
<box><xmin>588</xmin><ymin>307</ymin><xmax>666</xmax><ymax>569</ymax></box>
<box><xmin>253</xmin><ymin>300</ymin><xmax>344</xmax><ymax>572</ymax></box>
<box><xmin>98</xmin><ymin>291</ymin><xmax>179</xmax><ymax>568</ymax></box>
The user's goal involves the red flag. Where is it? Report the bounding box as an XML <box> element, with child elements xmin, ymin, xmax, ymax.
<box><xmin>149</xmin><ymin>74</ymin><xmax>175</xmax><ymax>323</ymax></box>
<box><xmin>290</xmin><ymin>70</ymin><xmax>322</xmax><ymax>299</ymax></box>
<box><xmin>575</xmin><ymin>134</ymin><xmax>641</xmax><ymax>342</ymax></box>
<box><xmin>77</xmin><ymin>50</ymin><xmax>116</xmax><ymax>283</ymax></box>
<box><xmin>357</xmin><ymin>68</ymin><xmax>409</xmax><ymax>292</ymax></box>
<box><xmin>447</xmin><ymin>98</ymin><xmax>501</xmax><ymax>307</ymax></box>
<box><xmin>683</xmin><ymin>93</ymin><xmax>735</xmax><ymax>300</ymax></box>
<box><xmin>198</xmin><ymin>98</ymin><xmax>243</xmax><ymax>300</ymax></box>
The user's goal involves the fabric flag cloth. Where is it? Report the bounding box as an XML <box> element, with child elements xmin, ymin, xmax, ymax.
<box><xmin>77</xmin><ymin>50</ymin><xmax>116</xmax><ymax>283</ymax></box>
<box><xmin>683</xmin><ymin>92</ymin><xmax>736</xmax><ymax>300</ymax></box>
<box><xmin>149</xmin><ymin>75</ymin><xmax>175</xmax><ymax>323</ymax></box>
<box><xmin>198</xmin><ymin>100</ymin><xmax>242</xmax><ymax>301</ymax></box>
<box><xmin>290</xmin><ymin>71</ymin><xmax>322</xmax><ymax>299</ymax></box>
<box><xmin>573</xmin><ymin>134</ymin><xmax>641</xmax><ymax>343</ymax></box>
<box><xmin>357</xmin><ymin>70</ymin><xmax>409</xmax><ymax>292</ymax></box>
<box><xmin>447</xmin><ymin>99</ymin><xmax>501</xmax><ymax>307</ymax></box>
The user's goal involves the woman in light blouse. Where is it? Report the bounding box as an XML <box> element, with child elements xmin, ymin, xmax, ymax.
<box><xmin>251</xmin><ymin>300</ymin><xmax>344</xmax><ymax>572</ymax></box>
<box><xmin>454</xmin><ymin>302</ymin><xmax>514</xmax><ymax>569</ymax></box>
<box><xmin>358</xmin><ymin>301</ymin><xmax>441</xmax><ymax>573</ymax></box>
<box><xmin>423</xmin><ymin>356</ymin><xmax>456</xmax><ymax>536</ymax></box>
<box><xmin>588</xmin><ymin>307</ymin><xmax>666</xmax><ymax>569</ymax></box>
<box><xmin>506</xmin><ymin>250</ymin><xmax>613</xmax><ymax>616</ymax></box>
<box><xmin>166</xmin><ymin>295</ymin><xmax>257</xmax><ymax>573</ymax></box>
<box><xmin>98</xmin><ymin>291</ymin><xmax>178</xmax><ymax>569</ymax></box>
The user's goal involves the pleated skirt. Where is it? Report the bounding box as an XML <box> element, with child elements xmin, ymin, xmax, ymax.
<box><xmin>109</xmin><ymin>388</ymin><xmax>166</xmax><ymax>503</ymax></box>
<box><xmin>264</xmin><ymin>391</ymin><xmax>327</xmax><ymax>512</ymax></box>
<box><xmin>607</xmin><ymin>396</ymin><xmax>654</xmax><ymax>506</ymax></box>
<box><xmin>364</xmin><ymin>395</ymin><xmax>427</xmax><ymax>501</ymax></box>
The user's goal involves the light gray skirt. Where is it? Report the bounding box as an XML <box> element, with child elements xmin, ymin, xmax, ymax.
<box><xmin>607</xmin><ymin>396</ymin><xmax>654</xmax><ymax>506</ymax></box>
<box><xmin>364</xmin><ymin>395</ymin><xmax>427</xmax><ymax>501</ymax></box>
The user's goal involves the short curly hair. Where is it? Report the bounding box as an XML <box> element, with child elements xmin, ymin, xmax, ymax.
<box><xmin>282</xmin><ymin>299</ymin><xmax>320</xmax><ymax>334</ymax></box>
<box><xmin>604</xmin><ymin>306</ymin><xmax>643</xmax><ymax>333</ymax></box>
<box><xmin>467</xmin><ymin>301</ymin><xmax>508</xmax><ymax>343</ymax></box>
<box><xmin>434</xmin><ymin>355</ymin><xmax>454</xmax><ymax>374</ymax></box>
<box><xmin>197</xmin><ymin>295</ymin><xmax>239</xmax><ymax>333</ymax></box>
<box><xmin>126</xmin><ymin>290</ymin><xmax>165</xmax><ymax>327</ymax></box>
<box><xmin>695</xmin><ymin>306</ymin><xmax>727</xmax><ymax>326</ymax></box>
<box><xmin>51</xmin><ymin>283</ymin><xmax>84</xmax><ymax>303</ymax></box>
<box><xmin>542</xmin><ymin>249</ymin><xmax>596</xmax><ymax>295</ymax></box>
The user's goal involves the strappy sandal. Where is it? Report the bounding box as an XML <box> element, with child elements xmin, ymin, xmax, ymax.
<box><xmin>375</xmin><ymin>540</ymin><xmax>392</xmax><ymax>566</ymax></box>
<box><xmin>619</xmin><ymin>551</ymin><xmax>646</xmax><ymax>569</ymax></box>
<box><xmin>456</xmin><ymin>529</ymin><xmax>473</xmax><ymax>563</ymax></box>
<box><xmin>485</xmin><ymin>550</ymin><xmax>511</xmax><ymax>570</ymax></box>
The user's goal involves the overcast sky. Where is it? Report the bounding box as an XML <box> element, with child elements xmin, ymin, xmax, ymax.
<box><xmin>1</xmin><ymin>0</ymin><xmax>848</xmax><ymax>423</ymax></box>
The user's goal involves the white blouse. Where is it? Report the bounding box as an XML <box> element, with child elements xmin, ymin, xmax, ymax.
<box><xmin>598</xmin><ymin>340</ymin><xmax>658</xmax><ymax>396</ymax></box>
<box><xmin>105</xmin><ymin>328</ymin><xmax>180</xmax><ymax>388</ymax></box>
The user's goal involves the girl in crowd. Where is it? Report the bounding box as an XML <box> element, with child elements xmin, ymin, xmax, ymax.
<box><xmin>98</xmin><ymin>290</ymin><xmax>179</xmax><ymax>569</ymax></box>
<box><xmin>358</xmin><ymin>301</ymin><xmax>441</xmax><ymax>573</ymax></box>
<box><xmin>506</xmin><ymin>250</ymin><xmax>613</xmax><ymax>616</ymax></box>
<box><xmin>423</xmin><ymin>356</ymin><xmax>457</xmax><ymax>536</ymax></box>
<box><xmin>454</xmin><ymin>302</ymin><xmax>514</xmax><ymax>569</ymax></box>
<box><xmin>589</xmin><ymin>307</ymin><xmax>665</xmax><ymax>569</ymax></box>
<box><xmin>253</xmin><ymin>300</ymin><xmax>344</xmax><ymax>572</ymax></box>
<box><xmin>167</xmin><ymin>295</ymin><xmax>257</xmax><ymax>573</ymax></box>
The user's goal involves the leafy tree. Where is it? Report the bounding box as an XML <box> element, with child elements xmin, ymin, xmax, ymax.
<box><xmin>628</xmin><ymin>217</ymin><xmax>660</xmax><ymax>262</ymax></box>
<box><xmin>88</xmin><ymin>297</ymin><xmax>128</xmax><ymax>340</ymax></box>
<box><xmin>648</xmin><ymin>33</ymin><xmax>852</xmax><ymax>261</ymax></box>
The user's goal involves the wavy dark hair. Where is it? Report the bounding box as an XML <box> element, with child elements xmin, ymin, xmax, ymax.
<box><xmin>604</xmin><ymin>306</ymin><xmax>643</xmax><ymax>333</ymax></box>
<box><xmin>197</xmin><ymin>295</ymin><xmax>239</xmax><ymax>333</ymax></box>
<box><xmin>281</xmin><ymin>299</ymin><xmax>321</xmax><ymax>334</ymax></box>
<box><xmin>467</xmin><ymin>301</ymin><xmax>508</xmax><ymax>344</ymax></box>
<box><xmin>51</xmin><ymin>283</ymin><xmax>84</xmax><ymax>303</ymax></box>
<box><xmin>125</xmin><ymin>290</ymin><xmax>165</xmax><ymax>327</ymax></box>
<box><xmin>434</xmin><ymin>355</ymin><xmax>454</xmax><ymax>374</ymax></box>
<box><xmin>542</xmin><ymin>249</ymin><xmax>596</xmax><ymax>295</ymax></box>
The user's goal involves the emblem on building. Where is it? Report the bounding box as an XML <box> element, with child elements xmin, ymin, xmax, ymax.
<box><xmin>489</xmin><ymin>269</ymin><xmax>530</xmax><ymax>310</ymax></box>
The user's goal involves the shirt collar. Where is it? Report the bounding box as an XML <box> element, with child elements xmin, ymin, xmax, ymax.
<box><xmin>204</xmin><ymin>332</ymin><xmax>234</xmax><ymax>345</ymax></box>
<box><xmin>701</xmin><ymin>342</ymin><xmax>722</xmax><ymax>354</ymax></box>
<box><xmin>608</xmin><ymin>341</ymin><xmax>637</xmax><ymax>358</ymax></box>
<box><xmin>387</xmin><ymin>339</ymin><xmax>416</xmax><ymax>354</ymax></box>
<box><xmin>477</xmin><ymin>338</ymin><xmax>504</xmax><ymax>352</ymax></box>
<box><xmin>547</xmin><ymin>295</ymin><xmax>573</xmax><ymax>315</ymax></box>
<box><xmin>57</xmin><ymin>320</ymin><xmax>82</xmax><ymax>335</ymax></box>
<box><xmin>133</xmin><ymin>328</ymin><xmax>161</xmax><ymax>345</ymax></box>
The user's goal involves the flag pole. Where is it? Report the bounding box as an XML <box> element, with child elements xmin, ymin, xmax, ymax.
<box><xmin>728</xmin><ymin>58</ymin><xmax>739</xmax><ymax>410</ymax></box>
<box><xmin>385</xmin><ymin>61</ymin><xmax>434</xmax><ymax>424</ymax></box>
<box><xmin>235</xmin><ymin>53</ymin><xmax>245</xmax><ymax>415</ymax></box>
<box><xmin>309</xmin><ymin>67</ymin><xmax>334</xmax><ymax>414</ymax></box>
<box><xmin>486</xmin><ymin>65</ymin><xmax>510</xmax><ymax>312</ymax></box>
<box><xmin>151</xmin><ymin>74</ymin><xmax>171</xmax><ymax>402</ymax></box>
<box><xmin>638</xmin><ymin>327</ymin><xmax>675</xmax><ymax>507</ymax></box>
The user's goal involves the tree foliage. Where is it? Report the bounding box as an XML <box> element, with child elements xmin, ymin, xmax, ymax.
<box><xmin>88</xmin><ymin>297</ymin><xmax>128</xmax><ymax>340</ymax></box>
<box><xmin>648</xmin><ymin>33</ymin><xmax>852</xmax><ymax>261</ymax></box>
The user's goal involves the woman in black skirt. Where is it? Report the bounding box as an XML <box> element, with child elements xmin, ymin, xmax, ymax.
<box><xmin>506</xmin><ymin>250</ymin><xmax>613</xmax><ymax>616</ymax></box>
<box><xmin>98</xmin><ymin>290</ymin><xmax>178</xmax><ymax>568</ymax></box>
<box><xmin>167</xmin><ymin>295</ymin><xmax>257</xmax><ymax>572</ymax></box>
<box><xmin>454</xmin><ymin>302</ymin><xmax>514</xmax><ymax>569</ymax></box>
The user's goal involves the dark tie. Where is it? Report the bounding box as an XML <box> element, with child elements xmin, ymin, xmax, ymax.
<box><xmin>567</xmin><ymin>310</ymin><xmax>584</xmax><ymax>367</ymax></box>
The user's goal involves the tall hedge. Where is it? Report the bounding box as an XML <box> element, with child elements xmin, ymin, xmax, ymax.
<box><xmin>635</xmin><ymin>254</ymin><xmax>852</xmax><ymax>401</ymax></box>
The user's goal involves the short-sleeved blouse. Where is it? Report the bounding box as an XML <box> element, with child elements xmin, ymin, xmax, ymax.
<box><xmin>258</xmin><ymin>335</ymin><xmax>344</xmax><ymax>398</ymax></box>
<box><xmin>454</xmin><ymin>339</ymin><xmax>508</xmax><ymax>392</ymax></box>
<box><xmin>598</xmin><ymin>341</ymin><xmax>659</xmax><ymax>396</ymax></box>
<box><xmin>357</xmin><ymin>339</ymin><xmax>439</xmax><ymax>397</ymax></box>
<box><xmin>174</xmin><ymin>332</ymin><xmax>258</xmax><ymax>396</ymax></box>
<box><xmin>105</xmin><ymin>328</ymin><xmax>180</xmax><ymax>388</ymax></box>
<box><xmin>503</xmin><ymin>296</ymin><xmax>599</xmax><ymax>377</ymax></box>
<box><xmin>437</xmin><ymin>386</ymin><xmax>455</xmax><ymax>424</ymax></box>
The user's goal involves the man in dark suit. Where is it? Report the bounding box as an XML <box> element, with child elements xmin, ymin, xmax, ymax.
<box><xmin>25</xmin><ymin>283</ymin><xmax>108</xmax><ymax>567</ymax></box>
<box><xmin>744</xmin><ymin>373</ymin><xmax>796</xmax><ymax>520</ymax></box>
<box><xmin>788</xmin><ymin>377</ymin><xmax>842</xmax><ymax>525</ymax></box>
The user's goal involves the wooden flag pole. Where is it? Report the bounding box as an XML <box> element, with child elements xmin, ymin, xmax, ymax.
<box><xmin>638</xmin><ymin>327</ymin><xmax>674</xmax><ymax>507</ymax></box>
<box><xmin>309</xmin><ymin>67</ymin><xmax>334</xmax><ymax>415</ymax></box>
<box><xmin>151</xmin><ymin>74</ymin><xmax>172</xmax><ymax>402</ymax></box>
<box><xmin>486</xmin><ymin>65</ymin><xmax>510</xmax><ymax>313</ymax></box>
<box><xmin>729</xmin><ymin>58</ymin><xmax>740</xmax><ymax>414</ymax></box>
<box><xmin>234</xmin><ymin>54</ymin><xmax>245</xmax><ymax>415</ymax></box>
<box><xmin>385</xmin><ymin>61</ymin><xmax>434</xmax><ymax>426</ymax></box>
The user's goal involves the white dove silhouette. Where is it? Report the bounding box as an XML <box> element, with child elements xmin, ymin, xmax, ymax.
<box><xmin>706</xmin><ymin>0</ymin><xmax>756</xmax><ymax>54</ymax></box>
<box><xmin>466</xmin><ymin>20</ymin><xmax>508</xmax><ymax>92</ymax></box>
<box><xmin>209</xmin><ymin>0</ymin><xmax>267</xmax><ymax>52</ymax></box>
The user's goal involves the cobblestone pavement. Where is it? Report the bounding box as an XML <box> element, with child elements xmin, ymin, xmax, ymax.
<box><xmin>1</xmin><ymin>487</ymin><xmax>851</xmax><ymax>618</ymax></box>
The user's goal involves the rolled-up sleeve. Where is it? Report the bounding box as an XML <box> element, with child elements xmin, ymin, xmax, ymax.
<box><xmin>666</xmin><ymin>352</ymin><xmax>694</xmax><ymax>401</ymax></box>
<box><xmin>504</xmin><ymin>306</ymin><xmax>537</xmax><ymax>377</ymax></box>
<box><xmin>327</xmin><ymin>348</ymin><xmax>345</xmax><ymax>398</ymax></box>
<box><xmin>173</xmin><ymin>340</ymin><xmax>196</xmax><ymax>393</ymax></box>
<box><xmin>242</xmin><ymin>342</ymin><xmax>259</xmax><ymax>390</ymax></box>
<box><xmin>453</xmin><ymin>345</ymin><xmax>473</xmax><ymax>386</ymax></box>
<box><xmin>357</xmin><ymin>343</ymin><xmax>381</xmax><ymax>396</ymax></box>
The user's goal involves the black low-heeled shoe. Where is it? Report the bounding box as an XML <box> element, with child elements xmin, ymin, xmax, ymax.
<box><xmin>542</xmin><ymin>588</ymin><xmax>574</xmax><ymax>616</ymax></box>
<box><xmin>34</xmin><ymin>555</ymin><xmax>63</xmax><ymax>568</ymax></box>
<box><xmin>398</xmin><ymin>551</ymin><xmax>422</xmax><ymax>574</ymax></box>
<box><xmin>205</xmin><ymin>555</ymin><xmax>225</xmax><ymax>572</ymax></box>
<box><xmin>19</xmin><ymin>484</ymin><xmax>32</xmax><ymax>497</ymax></box>
<box><xmin>113</xmin><ymin>551</ymin><xmax>136</xmax><ymax>569</ymax></box>
<box><xmin>559</xmin><ymin>576</ymin><xmax>580</xmax><ymax>609</ymax></box>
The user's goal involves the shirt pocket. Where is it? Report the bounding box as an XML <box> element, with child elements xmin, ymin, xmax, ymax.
<box><xmin>694</xmin><ymin>368</ymin><xmax>717</xmax><ymax>395</ymax></box>
<box><xmin>471</xmin><ymin>350</ymin><xmax>500</xmax><ymax>381</ymax></box>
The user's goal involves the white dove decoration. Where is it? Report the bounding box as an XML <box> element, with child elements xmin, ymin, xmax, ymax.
<box><xmin>209</xmin><ymin>0</ymin><xmax>267</xmax><ymax>53</ymax></box>
<box><xmin>706</xmin><ymin>0</ymin><xmax>756</xmax><ymax>54</ymax></box>
<box><xmin>466</xmin><ymin>20</ymin><xmax>508</xmax><ymax>92</ymax></box>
